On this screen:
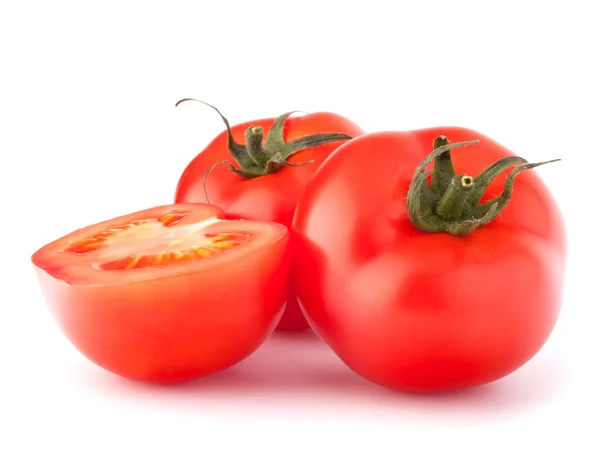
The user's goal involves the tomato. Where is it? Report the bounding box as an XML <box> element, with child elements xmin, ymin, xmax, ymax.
<box><xmin>32</xmin><ymin>204</ymin><xmax>290</xmax><ymax>383</ymax></box>
<box><xmin>292</xmin><ymin>128</ymin><xmax>566</xmax><ymax>392</ymax></box>
<box><xmin>175</xmin><ymin>100</ymin><xmax>364</xmax><ymax>330</ymax></box>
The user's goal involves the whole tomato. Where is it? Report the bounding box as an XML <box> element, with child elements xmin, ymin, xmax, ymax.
<box><xmin>292</xmin><ymin>128</ymin><xmax>566</xmax><ymax>392</ymax></box>
<box><xmin>175</xmin><ymin>100</ymin><xmax>364</xmax><ymax>330</ymax></box>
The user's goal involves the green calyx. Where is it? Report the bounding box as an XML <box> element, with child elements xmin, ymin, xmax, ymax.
<box><xmin>176</xmin><ymin>98</ymin><xmax>353</xmax><ymax>179</ymax></box>
<box><xmin>407</xmin><ymin>136</ymin><xmax>559</xmax><ymax>236</ymax></box>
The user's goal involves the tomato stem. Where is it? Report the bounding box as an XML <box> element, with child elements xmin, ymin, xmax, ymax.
<box><xmin>407</xmin><ymin>137</ymin><xmax>559</xmax><ymax>235</ymax></box>
<box><xmin>176</xmin><ymin>99</ymin><xmax>353</xmax><ymax>180</ymax></box>
<box><xmin>431</xmin><ymin>136</ymin><xmax>456</xmax><ymax>195</ymax></box>
<box><xmin>245</xmin><ymin>126</ymin><xmax>267</xmax><ymax>165</ymax></box>
<box><xmin>434</xmin><ymin>173</ymin><xmax>475</xmax><ymax>221</ymax></box>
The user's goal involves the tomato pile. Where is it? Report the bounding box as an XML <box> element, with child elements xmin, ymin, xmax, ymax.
<box><xmin>32</xmin><ymin>100</ymin><xmax>565</xmax><ymax>392</ymax></box>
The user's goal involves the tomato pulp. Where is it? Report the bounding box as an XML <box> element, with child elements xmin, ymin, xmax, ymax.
<box><xmin>293</xmin><ymin>128</ymin><xmax>566</xmax><ymax>392</ymax></box>
<box><xmin>175</xmin><ymin>101</ymin><xmax>364</xmax><ymax>330</ymax></box>
<box><xmin>32</xmin><ymin>204</ymin><xmax>290</xmax><ymax>383</ymax></box>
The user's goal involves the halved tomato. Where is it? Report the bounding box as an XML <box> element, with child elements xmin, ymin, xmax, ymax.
<box><xmin>32</xmin><ymin>204</ymin><xmax>290</xmax><ymax>383</ymax></box>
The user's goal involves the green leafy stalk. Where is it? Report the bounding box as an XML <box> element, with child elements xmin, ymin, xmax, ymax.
<box><xmin>407</xmin><ymin>136</ymin><xmax>559</xmax><ymax>235</ymax></box>
<box><xmin>176</xmin><ymin>99</ymin><xmax>354</xmax><ymax>202</ymax></box>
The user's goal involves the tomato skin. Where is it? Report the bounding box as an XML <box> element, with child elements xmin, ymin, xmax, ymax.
<box><xmin>292</xmin><ymin>128</ymin><xmax>566</xmax><ymax>392</ymax></box>
<box><xmin>32</xmin><ymin>205</ymin><xmax>290</xmax><ymax>383</ymax></box>
<box><xmin>175</xmin><ymin>112</ymin><xmax>364</xmax><ymax>330</ymax></box>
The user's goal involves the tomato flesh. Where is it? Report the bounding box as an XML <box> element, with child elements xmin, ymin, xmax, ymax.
<box><xmin>66</xmin><ymin>214</ymin><xmax>252</xmax><ymax>270</ymax></box>
<box><xmin>32</xmin><ymin>204</ymin><xmax>290</xmax><ymax>383</ymax></box>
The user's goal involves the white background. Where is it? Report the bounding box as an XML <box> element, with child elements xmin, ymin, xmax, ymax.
<box><xmin>1</xmin><ymin>1</ymin><xmax>598</xmax><ymax>453</ymax></box>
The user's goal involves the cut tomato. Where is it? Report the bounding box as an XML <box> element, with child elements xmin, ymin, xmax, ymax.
<box><xmin>32</xmin><ymin>204</ymin><xmax>290</xmax><ymax>383</ymax></box>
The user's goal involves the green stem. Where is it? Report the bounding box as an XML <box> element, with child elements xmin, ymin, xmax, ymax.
<box><xmin>434</xmin><ymin>174</ymin><xmax>474</xmax><ymax>220</ymax></box>
<box><xmin>245</xmin><ymin>126</ymin><xmax>267</xmax><ymax>165</ymax></box>
<box><xmin>431</xmin><ymin>136</ymin><xmax>455</xmax><ymax>195</ymax></box>
<box><xmin>176</xmin><ymin>99</ymin><xmax>353</xmax><ymax>179</ymax></box>
<box><xmin>407</xmin><ymin>135</ymin><xmax>559</xmax><ymax>235</ymax></box>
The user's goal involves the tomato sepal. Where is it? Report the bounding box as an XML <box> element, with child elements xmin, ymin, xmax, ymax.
<box><xmin>175</xmin><ymin>98</ymin><xmax>353</xmax><ymax>180</ymax></box>
<box><xmin>407</xmin><ymin>136</ymin><xmax>560</xmax><ymax>235</ymax></box>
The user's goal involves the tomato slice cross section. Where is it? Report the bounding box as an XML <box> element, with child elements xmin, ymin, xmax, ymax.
<box><xmin>32</xmin><ymin>204</ymin><xmax>290</xmax><ymax>383</ymax></box>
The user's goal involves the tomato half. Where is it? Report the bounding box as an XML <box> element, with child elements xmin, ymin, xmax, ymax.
<box><xmin>292</xmin><ymin>128</ymin><xmax>566</xmax><ymax>392</ymax></box>
<box><xmin>175</xmin><ymin>101</ymin><xmax>364</xmax><ymax>330</ymax></box>
<box><xmin>32</xmin><ymin>204</ymin><xmax>289</xmax><ymax>383</ymax></box>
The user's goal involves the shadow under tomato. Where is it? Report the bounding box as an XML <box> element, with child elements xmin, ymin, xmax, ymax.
<box><xmin>78</xmin><ymin>330</ymin><xmax>568</xmax><ymax>423</ymax></box>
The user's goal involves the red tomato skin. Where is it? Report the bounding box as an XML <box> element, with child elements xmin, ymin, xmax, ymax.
<box><xmin>293</xmin><ymin>127</ymin><xmax>566</xmax><ymax>392</ymax></box>
<box><xmin>175</xmin><ymin>112</ymin><xmax>364</xmax><ymax>330</ymax></box>
<box><xmin>33</xmin><ymin>208</ymin><xmax>290</xmax><ymax>383</ymax></box>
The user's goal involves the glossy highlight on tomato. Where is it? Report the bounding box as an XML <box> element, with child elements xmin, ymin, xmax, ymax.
<box><xmin>32</xmin><ymin>204</ymin><xmax>290</xmax><ymax>383</ymax></box>
<box><xmin>293</xmin><ymin>127</ymin><xmax>566</xmax><ymax>392</ymax></box>
<box><xmin>175</xmin><ymin>102</ymin><xmax>364</xmax><ymax>330</ymax></box>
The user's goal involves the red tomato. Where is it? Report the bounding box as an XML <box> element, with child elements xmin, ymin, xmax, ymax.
<box><xmin>292</xmin><ymin>128</ymin><xmax>566</xmax><ymax>392</ymax></box>
<box><xmin>32</xmin><ymin>204</ymin><xmax>290</xmax><ymax>383</ymax></box>
<box><xmin>175</xmin><ymin>101</ymin><xmax>364</xmax><ymax>330</ymax></box>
